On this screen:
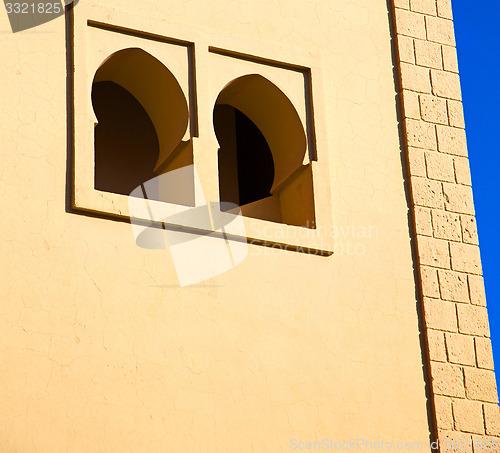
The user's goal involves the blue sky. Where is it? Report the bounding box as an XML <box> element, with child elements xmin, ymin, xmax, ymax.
<box><xmin>452</xmin><ymin>1</ymin><xmax>500</xmax><ymax>385</ymax></box>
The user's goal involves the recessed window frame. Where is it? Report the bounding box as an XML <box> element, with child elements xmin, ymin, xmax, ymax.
<box><xmin>69</xmin><ymin>3</ymin><xmax>333</xmax><ymax>254</ymax></box>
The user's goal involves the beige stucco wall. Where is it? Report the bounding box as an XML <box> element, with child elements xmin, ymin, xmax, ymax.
<box><xmin>0</xmin><ymin>1</ymin><xmax>433</xmax><ymax>451</ymax></box>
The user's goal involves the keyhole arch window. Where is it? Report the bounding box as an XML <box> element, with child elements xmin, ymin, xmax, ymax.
<box><xmin>213</xmin><ymin>74</ymin><xmax>315</xmax><ymax>228</ymax></box>
<box><xmin>91</xmin><ymin>47</ymin><xmax>193</xmax><ymax>203</ymax></box>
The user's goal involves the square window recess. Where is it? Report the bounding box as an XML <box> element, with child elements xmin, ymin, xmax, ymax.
<box><xmin>69</xmin><ymin>4</ymin><xmax>333</xmax><ymax>255</ymax></box>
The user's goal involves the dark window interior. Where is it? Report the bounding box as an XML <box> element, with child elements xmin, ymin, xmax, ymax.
<box><xmin>214</xmin><ymin>104</ymin><xmax>275</xmax><ymax>207</ymax></box>
<box><xmin>92</xmin><ymin>81</ymin><xmax>159</xmax><ymax>197</ymax></box>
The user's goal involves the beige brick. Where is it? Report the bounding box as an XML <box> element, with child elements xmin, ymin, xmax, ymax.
<box><xmin>438</xmin><ymin>269</ymin><xmax>469</xmax><ymax>302</ymax></box>
<box><xmin>431</xmin><ymin>70</ymin><xmax>462</xmax><ymax>100</ymax></box>
<box><xmin>426</xmin><ymin>151</ymin><xmax>455</xmax><ymax>182</ymax></box>
<box><xmin>454</xmin><ymin>157</ymin><xmax>472</xmax><ymax>186</ymax></box>
<box><xmin>432</xmin><ymin>210</ymin><xmax>462</xmax><ymax>241</ymax></box>
<box><xmin>421</xmin><ymin>266</ymin><xmax>440</xmax><ymax>297</ymax></box>
<box><xmin>395</xmin><ymin>0</ymin><xmax>410</xmax><ymax>9</ymax></box>
<box><xmin>446</xmin><ymin>333</ymin><xmax>475</xmax><ymax>366</ymax></box>
<box><xmin>406</xmin><ymin>119</ymin><xmax>436</xmax><ymax>149</ymax></box>
<box><xmin>452</xmin><ymin>399</ymin><xmax>485</xmax><ymax>434</ymax></box>
<box><xmin>461</xmin><ymin>215</ymin><xmax>479</xmax><ymax>245</ymax></box>
<box><xmin>410</xmin><ymin>0</ymin><xmax>436</xmax><ymax>15</ymax></box>
<box><xmin>436</xmin><ymin>0</ymin><xmax>453</xmax><ymax>19</ymax></box>
<box><xmin>420</xmin><ymin>94</ymin><xmax>448</xmax><ymax>124</ymax></box>
<box><xmin>408</xmin><ymin>147</ymin><xmax>426</xmax><ymax>177</ymax></box>
<box><xmin>437</xmin><ymin>430</ymin><xmax>473</xmax><ymax>453</ymax></box>
<box><xmin>411</xmin><ymin>177</ymin><xmax>443</xmax><ymax>208</ymax></box>
<box><xmin>417</xmin><ymin>235</ymin><xmax>450</xmax><ymax>268</ymax></box>
<box><xmin>395</xmin><ymin>8</ymin><xmax>427</xmax><ymax>39</ymax></box>
<box><xmin>426</xmin><ymin>16</ymin><xmax>456</xmax><ymax>45</ymax></box>
<box><xmin>402</xmin><ymin>90</ymin><xmax>420</xmax><ymax>119</ymax></box>
<box><xmin>434</xmin><ymin>395</ymin><xmax>454</xmax><ymax>430</ymax></box>
<box><xmin>484</xmin><ymin>403</ymin><xmax>500</xmax><ymax>436</ymax></box>
<box><xmin>475</xmin><ymin>338</ymin><xmax>495</xmax><ymax>370</ymax></box>
<box><xmin>464</xmin><ymin>368</ymin><xmax>499</xmax><ymax>403</ymax></box>
<box><xmin>443</xmin><ymin>183</ymin><xmax>475</xmax><ymax>215</ymax></box>
<box><xmin>437</xmin><ymin>125</ymin><xmax>468</xmax><ymax>156</ymax></box>
<box><xmin>468</xmin><ymin>275</ymin><xmax>487</xmax><ymax>307</ymax></box>
<box><xmin>450</xmin><ymin>242</ymin><xmax>482</xmax><ymax>275</ymax></box>
<box><xmin>401</xmin><ymin>63</ymin><xmax>431</xmax><ymax>93</ymax></box>
<box><xmin>424</xmin><ymin>297</ymin><xmax>457</xmax><ymax>332</ymax></box>
<box><xmin>414</xmin><ymin>39</ymin><xmax>443</xmax><ymax>69</ymax></box>
<box><xmin>415</xmin><ymin>206</ymin><xmax>433</xmax><ymax>236</ymax></box>
<box><xmin>442</xmin><ymin>45</ymin><xmax>459</xmax><ymax>73</ymax></box>
<box><xmin>447</xmin><ymin>100</ymin><xmax>465</xmax><ymax>128</ymax></box>
<box><xmin>428</xmin><ymin>329</ymin><xmax>448</xmax><ymax>362</ymax></box>
<box><xmin>457</xmin><ymin>304</ymin><xmax>490</xmax><ymax>337</ymax></box>
<box><xmin>431</xmin><ymin>361</ymin><xmax>465</xmax><ymax>397</ymax></box>
<box><xmin>398</xmin><ymin>36</ymin><xmax>415</xmax><ymax>64</ymax></box>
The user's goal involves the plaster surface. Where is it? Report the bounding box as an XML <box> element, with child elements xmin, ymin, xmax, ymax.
<box><xmin>0</xmin><ymin>1</ymin><xmax>432</xmax><ymax>451</ymax></box>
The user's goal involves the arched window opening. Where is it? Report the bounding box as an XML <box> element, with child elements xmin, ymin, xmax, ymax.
<box><xmin>214</xmin><ymin>74</ymin><xmax>315</xmax><ymax>227</ymax></box>
<box><xmin>91</xmin><ymin>48</ymin><xmax>191</xmax><ymax>204</ymax></box>
<box><xmin>93</xmin><ymin>81</ymin><xmax>159</xmax><ymax>197</ymax></box>
<box><xmin>214</xmin><ymin>104</ymin><xmax>275</xmax><ymax>207</ymax></box>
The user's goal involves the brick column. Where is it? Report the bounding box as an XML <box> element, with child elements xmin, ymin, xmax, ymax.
<box><xmin>389</xmin><ymin>0</ymin><xmax>500</xmax><ymax>450</ymax></box>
